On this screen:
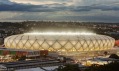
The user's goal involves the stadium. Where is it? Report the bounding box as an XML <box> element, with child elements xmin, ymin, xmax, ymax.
<box><xmin>4</xmin><ymin>32</ymin><xmax>115</xmax><ymax>54</ymax></box>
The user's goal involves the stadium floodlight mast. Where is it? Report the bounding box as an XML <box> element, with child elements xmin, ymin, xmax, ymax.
<box><xmin>24</xmin><ymin>32</ymin><xmax>96</xmax><ymax>35</ymax></box>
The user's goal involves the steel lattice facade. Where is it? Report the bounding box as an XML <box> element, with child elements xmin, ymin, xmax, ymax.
<box><xmin>4</xmin><ymin>34</ymin><xmax>115</xmax><ymax>52</ymax></box>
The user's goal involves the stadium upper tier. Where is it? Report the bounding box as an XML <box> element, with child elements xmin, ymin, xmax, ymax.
<box><xmin>4</xmin><ymin>33</ymin><xmax>115</xmax><ymax>52</ymax></box>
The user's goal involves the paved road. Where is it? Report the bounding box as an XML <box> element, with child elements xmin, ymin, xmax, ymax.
<box><xmin>0</xmin><ymin>59</ymin><xmax>67</xmax><ymax>71</ymax></box>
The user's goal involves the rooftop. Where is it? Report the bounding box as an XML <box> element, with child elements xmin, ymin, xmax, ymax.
<box><xmin>24</xmin><ymin>32</ymin><xmax>96</xmax><ymax>36</ymax></box>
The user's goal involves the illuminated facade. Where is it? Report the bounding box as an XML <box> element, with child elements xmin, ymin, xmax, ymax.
<box><xmin>4</xmin><ymin>33</ymin><xmax>115</xmax><ymax>52</ymax></box>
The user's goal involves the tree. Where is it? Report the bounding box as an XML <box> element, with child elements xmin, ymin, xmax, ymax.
<box><xmin>109</xmin><ymin>54</ymin><xmax>119</xmax><ymax>59</ymax></box>
<box><xmin>57</xmin><ymin>64</ymin><xmax>81</xmax><ymax>71</ymax></box>
<box><xmin>85</xmin><ymin>62</ymin><xmax>119</xmax><ymax>71</ymax></box>
<box><xmin>104</xmin><ymin>51</ymin><xmax>108</xmax><ymax>56</ymax></box>
<box><xmin>12</xmin><ymin>55</ymin><xmax>19</xmax><ymax>60</ymax></box>
<box><xmin>18</xmin><ymin>56</ymin><xmax>26</xmax><ymax>61</ymax></box>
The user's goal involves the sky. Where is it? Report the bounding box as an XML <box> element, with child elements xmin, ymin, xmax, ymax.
<box><xmin>0</xmin><ymin>0</ymin><xmax>119</xmax><ymax>22</ymax></box>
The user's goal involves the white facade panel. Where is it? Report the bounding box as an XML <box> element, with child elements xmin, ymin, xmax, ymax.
<box><xmin>4</xmin><ymin>34</ymin><xmax>115</xmax><ymax>52</ymax></box>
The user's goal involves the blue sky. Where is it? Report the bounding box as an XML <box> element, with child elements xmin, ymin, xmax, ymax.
<box><xmin>0</xmin><ymin>0</ymin><xmax>119</xmax><ymax>22</ymax></box>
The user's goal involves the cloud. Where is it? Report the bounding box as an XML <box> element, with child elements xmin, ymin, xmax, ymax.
<box><xmin>0</xmin><ymin>0</ymin><xmax>68</xmax><ymax>12</ymax></box>
<box><xmin>10</xmin><ymin>0</ymin><xmax>74</xmax><ymax>5</ymax></box>
<box><xmin>0</xmin><ymin>0</ymin><xmax>13</xmax><ymax>4</ymax></box>
<box><xmin>10</xmin><ymin>0</ymin><xmax>119</xmax><ymax>6</ymax></box>
<box><xmin>0</xmin><ymin>0</ymin><xmax>119</xmax><ymax>12</ymax></box>
<box><xmin>0</xmin><ymin>3</ymin><xmax>60</xmax><ymax>12</ymax></box>
<box><xmin>71</xmin><ymin>5</ymin><xmax>119</xmax><ymax>12</ymax></box>
<box><xmin>0</xmin><ymin>0</ymin><xmax>119</xmax><ymax>22</ymax></box>
<box><xmin>0</xmin><ymin>1</ymin><xmax>119</xmax><ymax>12</ymax></box>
